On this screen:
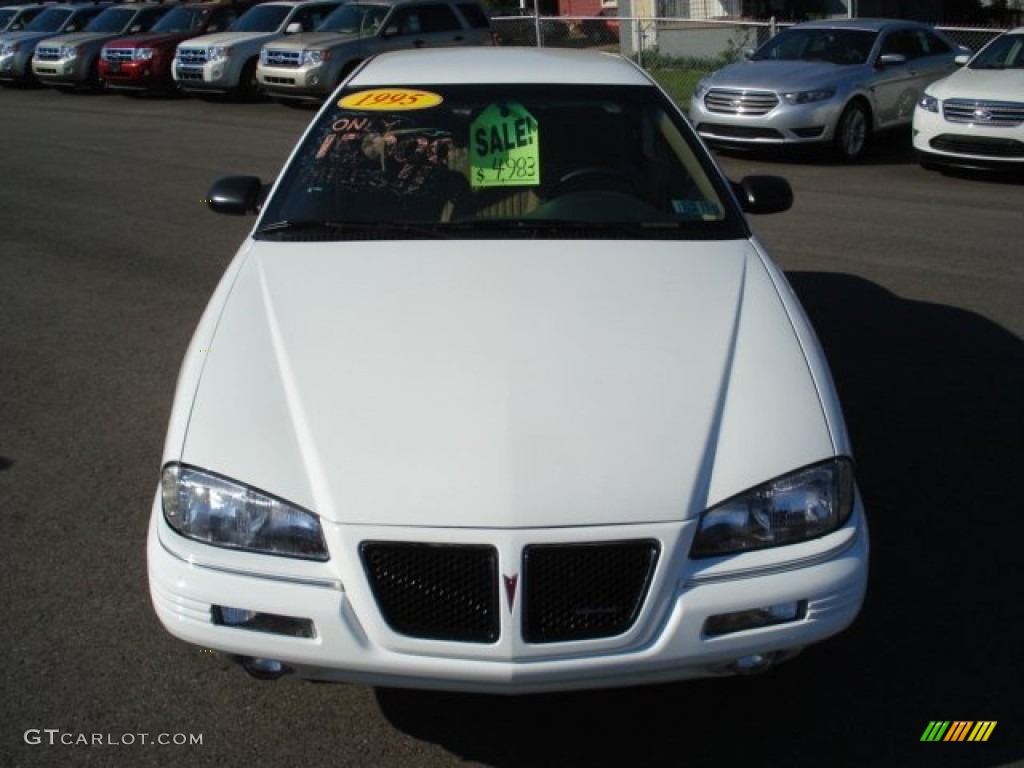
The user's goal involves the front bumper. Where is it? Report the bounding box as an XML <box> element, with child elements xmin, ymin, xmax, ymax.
<box><xmin>0</xmin><ymin>50</ymin><xmax>32</xmax><ymax>81</ymax></box>
<box><xmin>148</xmin><ymin>491</ymin><xmax>868</xmax><ymax>694</ymax></box>
<box><xmin>913</xmin><ymin>108</ymin><xmax>1024</xmax><ymax>170</ymax></box>
<box><xmin>256</xmin><ymin>62</ymin><xmax>330</xmax><ymax>99</ymax></box>
<box><xmin>32</xmin><ymin>56</ymin><xmax>89</xmax><ymax>85</ymax></box>
<box><xmin>173</xmin><ymin>60</ymin><xmax>233</xmax><ymax>92</ymax></box>
<box><xmin>99</xmin><ymin>59</ymin><xmax>167</xmax><ymax>90</ymax></box>
<box><xmin>690</xmin><ymin>95</ymin><xmax>845</xmax><ymax>148</ymax></box>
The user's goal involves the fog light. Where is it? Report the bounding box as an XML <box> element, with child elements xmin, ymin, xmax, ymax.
<box><xmin>309</xmin><ymin>75</ymin><xmax>319</xmax><ymax>85</ymax></box>
<box><xmin>730</xmin><ymin>653</ymin><xmax>778</xmax><ymax>673</ymax></box>
<box><xmin>235</xmin><ymin>656</ymin><xmax>293</xmax><ymax>680</ymax></box>
<box><xmin>212</xmin><ymin>605</ymin><xmax>316</xmax><ymax>638</ymax></box>
<box><xmin>704</xmin><ymin>600</ymin><xmax>806</xmax><ymax>638</ymax></box>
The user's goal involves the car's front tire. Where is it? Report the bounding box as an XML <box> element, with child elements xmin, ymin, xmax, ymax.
<box><xmin>833</xmin><ymin>100</ymin><xmax>871</xmax><ymax>162</ymax></box>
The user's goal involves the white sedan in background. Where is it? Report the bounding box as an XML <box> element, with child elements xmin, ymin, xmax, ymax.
<box><xmin>148</xmin><ymin>47</ymin><xmax>868</xmax><ymax>693</ymax></box>
<box><xmin>914</xmin><ymin>27</ymin><xmax>1024</xmax><ymax>172</ymax></box>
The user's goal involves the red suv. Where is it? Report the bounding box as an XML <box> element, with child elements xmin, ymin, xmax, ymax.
<box><xmin>99</xmin><ymin>0</ymin><xmax>259</xmax><ymax>93</ymax></box>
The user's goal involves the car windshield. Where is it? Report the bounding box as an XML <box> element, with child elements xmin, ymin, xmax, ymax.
<box><xmin>258</xmin><ymin>82</ymin><xmax>741</xmax><ymax>241</ymax></box>
<box><xmin>85</xmin><ymin>7</ymin><xmax>136</xmax><ymax>33</ymax></box>
<box><xmin>969</xmin><ymin>32</ymin><xmax>1024</xmax><ymax>69</ymax></box>
<box><xmin>25</xmin><ymin>8</ymin><xmax>73</xmax><ymax>32</ymax></box>
<box><xmin>751</xmin><ymin>28</ymin><xmax>877</xmax><ymax>66</ymax></box>
<box><xmin>150</xmin><ymin>6</ymin><xmax>209</xmax><ymax>33</ymax></box>
<box><xmin>230</xmin><ymin>4</ymin><xmax>291</xmax><ymax>32</ymax></box>
<box><xmin>318</xmin><ymin>3</ymin><xmax>389</xmax><ymax>34</ymax></box>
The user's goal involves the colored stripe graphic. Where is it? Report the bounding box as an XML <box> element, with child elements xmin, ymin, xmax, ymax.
<box><xmin>945</xmin><ymin>722</ymin><xmax>973</xmax><ymax>741</ymax></box>
<box><xmin>969</xmin><ymin>722</ymin><xmax>997</xmax><ymax>742</ymax></box>
<box><xmin>921</xmin><ymin>722</ymin><xmax>950</xmax><ymax>741</ymax></box>
<box><xmin>921</xmin><ymin>721</ymin><xmax>996</xmax><ymax>742</ymax></box>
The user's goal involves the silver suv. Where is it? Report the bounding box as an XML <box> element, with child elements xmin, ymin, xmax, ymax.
<box><xmin>173</xmin><ymin>0</ymin><xmax>341</xmax><ymax>97</ymax></box>
<box><xmin>256</xmin><ymin>0</ymin><xmax>492</xmax><ymax>102</ymax></box>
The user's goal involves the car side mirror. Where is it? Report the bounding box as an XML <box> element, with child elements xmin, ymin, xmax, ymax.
<box><xmin>732</xmin><ymin>175</ymin><xmax>793</xmax><ymax>215</ymax></box>
<box><xmin>876</xmin><ymin>53</ymin><xmax>906</xmax><ymax>67</ymax></box>
<box><xmin>285</xmin><ymin>21</ymin><xmax>302</xmax><ymax>34</ymax></box>
<box><xmin>382</xmin><ymin>24</ymin><xmax>399</xmax><ymax>37</ymax></box>
<box><xmin>741</xmin><ymin>46</ymin><xmax>755</xmax><ymax>59</ymax></box>
<box><xmin>206</xmin><ymin>176</ymin><xmax>264</xmax><ymax>215</ymax></box>
<box><xmin>954</xmin><ymin>52</ymin><xmax>970</xmax><ymax>66</ymax></box>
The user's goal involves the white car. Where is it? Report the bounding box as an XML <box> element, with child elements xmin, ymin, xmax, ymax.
<box><xmin>148</xmin><ymin>47</ymin><xmax>869</xmax><ymax>694</ymax></box>
<box><xmin>914</xmin><ymin>27</ymin><xmax>1024</xmax><ymax>172</ymax></box>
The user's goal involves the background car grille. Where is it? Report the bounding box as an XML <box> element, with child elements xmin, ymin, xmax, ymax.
<box><xmin>103</xmin><ymin>48</ymin><xmax>134</xmax><ymax>63</ymax></box>
<box><xmin>696</xmin><ymin>122</ymin><xmax>784</xmax><ymax>140</ymax></box>
<box><xmin>522</xmin><ymin>540</ymin><xmax>659</xmax><ymax>644</ymax></box>
<box><xmin>943</xmin><ymin>99</ymin><xmax>1024</xmax><ymax>127</ymax></box>
<box><xmin>704</xmin><ymin>88</ymin><xmax>779</xmax><ymax>116</ymax></box>
<box><xmin>35</xmin><ymin>46</ymin><xmax>61</xmax><ymax>61</ymax></box>
<box><xmin>929</xmin><ymin>133</ymin><xmax>1024</xmax><ymax>158</ymax></box>
<box><xmin>361</xmin><ymin>542</ymin><xmax>499</xmax><ymax>643</ymax></box>
<box><xmin>176</xmin><ymin>48</ymin><xmax>208</xmax><ymax>65</ymax></box>
<box><xmin>263</xmin><ymin>49</ymin><xmax>301</xmax><ymax>68</ymax></box>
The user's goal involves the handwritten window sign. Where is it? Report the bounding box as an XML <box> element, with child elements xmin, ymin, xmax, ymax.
<box><xmin>469</xmin><ymin>103</ymin><xmax>540</xmax><ymax>188</ymax></box>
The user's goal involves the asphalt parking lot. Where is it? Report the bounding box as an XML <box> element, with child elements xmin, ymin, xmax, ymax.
<box><xmin>1</xmin><ymin>84</ymin><xmax>1022</xmax><ymax>768</ymax></box>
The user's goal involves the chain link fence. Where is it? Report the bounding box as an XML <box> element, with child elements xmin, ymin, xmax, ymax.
<box><xmin>490</xmin><ymin>14</ymin><xmax>1012</xmax><ymax>107</ymax></box>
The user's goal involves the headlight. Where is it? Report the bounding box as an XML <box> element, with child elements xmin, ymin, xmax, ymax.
<box><xmin>135</xmin><ymin>48</ymin><xmax>154</xmax><ymax>61</ymax></box>
<box><xmin>59</xmin><ymin>46</ymin><xmax>78</xmax><ymax>60</ymax></box>
<box><xmin>302</xmin><ymin>49</ymin><xmax>329</xmax><ymax>66</ymax></box>
<box><xmin>693</xmin><ymin>77</ymin><xmax>711</xmax><ymax>100</ymax></box>
<box><xmin>690</xmin><ymin>458</ymin><xmax>855</xmax><ymax>558</ymax></box>
<box><xmin>918</xmin><ymin>94</ymin><xmax>939</xmax><ymax>113</ymax></box>
<box><xmin>781</xmin><ymin>87</ymin><xmax>836</xmax><ymax>105</ymax></box>
<box><xmin>209</xmin><ymin>46</ymin><xmax>230</xmax><ymax>62</ymax></box>
<box><xmin>1</xmin><ymin>42</ymin><xmax>19</xmax><ymax>55</ymax></box>
<box><xmin>161</xmin><ymin>463</ymin><xmax>329</xmax><ymax>561</ymax></box>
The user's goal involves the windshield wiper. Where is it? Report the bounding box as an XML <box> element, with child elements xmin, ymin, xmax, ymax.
<box><xmin>255</xmin><ymin>219</ymin><xmax>452</xmax><ymax>239</ymax></box>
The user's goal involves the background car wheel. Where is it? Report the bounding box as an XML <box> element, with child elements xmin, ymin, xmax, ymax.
<box><xmin>236</xmin><ymin>58</ymin><xmax>260</xmax><ymax>100</ymax></box>
<box><xmin>833</xmin><ymin>100</ymin><xmax>871</xmax><ymax>162</ymax></box>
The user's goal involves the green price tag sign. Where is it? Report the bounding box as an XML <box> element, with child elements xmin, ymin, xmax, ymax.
<box><xmin>469</xmin><ymin>103</ymin><xmax>540</xmax><ymax>188</ymax></box>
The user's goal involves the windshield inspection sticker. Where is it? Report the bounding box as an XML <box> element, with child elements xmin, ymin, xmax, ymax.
<box><xmin>672</xmin><ymin>199</ymin><xmax>721</xmax><ymax>220</ymax></box>
<box><xmin>338</xmin><ymin>89</ymin><xmax>443</xmax><ymax>111</ymax></box>
<box><xmin>470</xmin><ymin>103</ymin><xmax>540</xmax><ymax>188</ymax></box>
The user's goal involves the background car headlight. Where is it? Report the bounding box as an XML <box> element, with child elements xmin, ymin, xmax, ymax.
<box><xmin>59</xmin><ymin>46</ymin><xmax>78</xmax><ymax>60</ymax></box>
<box><xmin>693</xmin><ymin>77</ymin><xmax>710</xmax><ymax>100</ymax></box>
<box><xmin>161</xmin><ymin>464</ymin><xmax>329</xmax><ymax>560</ymax></box>
<box><xmin>690</xmin><ymin>458</ymin><xmax>855</xmax><ymax>558</ymax></box>
<box><xmin>918</xmin><ymin>94</ymin><xmax>939</xmax><ymax>113</ymax></box>
<box><xmin>782</xmin><ymin>88</ymin><xmax>836</xmax><ymax>105</ymax></box>
<box><xmin>302</xmin><ymin>49</ymin><xmax>329</xmax><ymax>66</ymax></box>
<box><xmin>209</xmin><ymin>46</ymin><xmax>230</xmax><ymax>62</ymax></box>
<box><xmin>1</xmin><ymin>42</ymin><xmax>20</xmax><ymax>55</ymax></box>
<box><xmin>135</xmin><ymin>48</ymin><xmax>154</xmax><ymax>61</ymax></box>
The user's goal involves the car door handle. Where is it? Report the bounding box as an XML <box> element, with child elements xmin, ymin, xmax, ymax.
<box><xmin>413</xmin><ymin>38</ymin><xmax>425</xmax><ymax>47</ymax></box>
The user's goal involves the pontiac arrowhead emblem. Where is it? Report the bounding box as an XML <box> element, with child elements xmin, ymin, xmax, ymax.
<box><xmin>503</xmin><ymin>574</ymin><xmax>519</xmax><ymax>612</ymax></box>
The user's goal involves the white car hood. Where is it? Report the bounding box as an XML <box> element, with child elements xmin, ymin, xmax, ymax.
<box><xmin>929</xmin><ymin>65</ymin><xmax>1024</xmax><ymax>101</ymax></box>
<box><xmin>179</xmin><ymin>239</ymin><xmax>835</xmax><ymax>529</ymax></box>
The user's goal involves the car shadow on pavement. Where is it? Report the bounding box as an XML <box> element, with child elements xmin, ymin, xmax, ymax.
<box><xmin>375</xmin><ymin>272</ymin><xmax>1023</xmax><ymax>768</ymax></box>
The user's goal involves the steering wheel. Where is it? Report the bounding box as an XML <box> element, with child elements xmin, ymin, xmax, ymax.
<box><xmin>547</xmin><ymin>166</ymin><xmax>641</xmax><ymax>199</ymax></box>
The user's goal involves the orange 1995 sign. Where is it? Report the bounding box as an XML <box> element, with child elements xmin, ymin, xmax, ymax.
<box><xmin>338</xmin><ymin>89</ymin><xmax>444</xmax><ymax>111</ymax></box>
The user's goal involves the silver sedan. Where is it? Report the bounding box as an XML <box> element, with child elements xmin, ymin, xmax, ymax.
<box><xmin>689</xmin><ymin>19</ymin><xmax>966</xmax><ymax>161</ymax></box>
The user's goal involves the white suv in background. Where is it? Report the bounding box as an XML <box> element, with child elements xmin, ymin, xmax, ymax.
<box><xmin>173</xmin><ymin>0</ymin><xmax>342</xmax><ymax>97</ymax></box>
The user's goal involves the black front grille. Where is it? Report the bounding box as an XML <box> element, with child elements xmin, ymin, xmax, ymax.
<box><xmin>697</xmin><ymin>122</ymin><xmax>784</xmax><ymax>140</ymax></box>
<box><xmin>360</xmin><ymin>542</ymin><xmax>499</xmax><ymax>643</ymax></box>
<box><xmin>522</xmin><ymin>540</ymin><xmax>659</xmax><ymax>644</ymax></box>
<box><xmin>930</xmin><ymin>133</ymin><xmax>1024</xmax><ymax>158</ymax></box>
